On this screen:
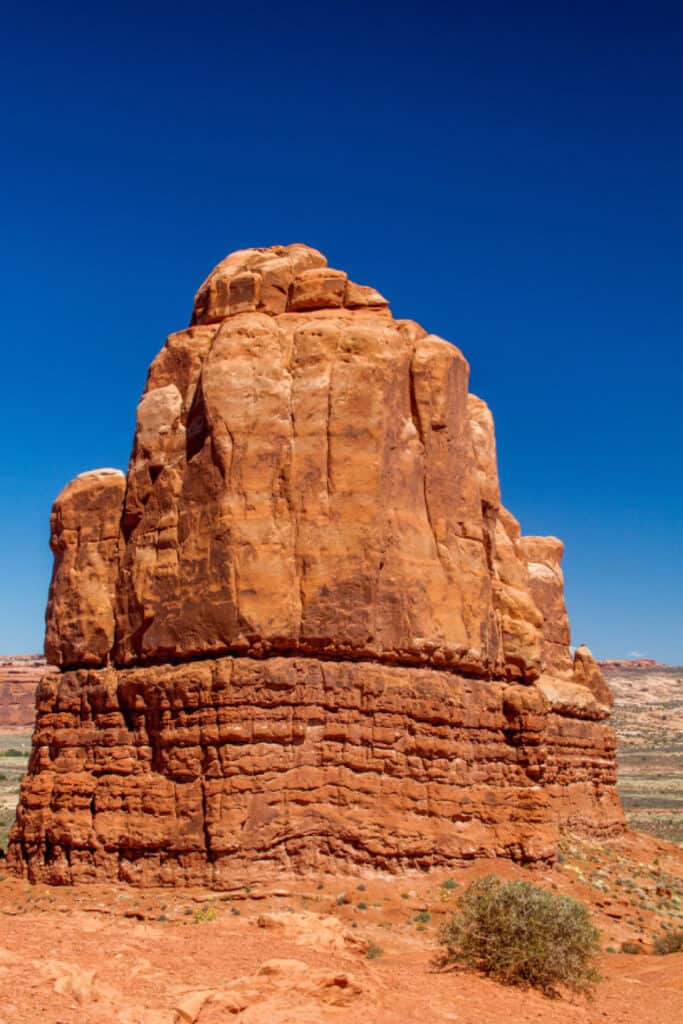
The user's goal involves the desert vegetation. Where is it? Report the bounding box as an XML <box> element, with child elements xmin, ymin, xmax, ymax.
<box><xmin>653</xmin><ymin>928</ymin><xmax>683</xmax><ymax>954</ymax></box>
<box><xmin>0</xmin><ymin>733</ymin><xmax>29</xmax><ymax>851</ymax></box>
<box><xmin>438</xmin><ymin>875</ymin><xmax>601</xmax><ymax>996</ymax></box>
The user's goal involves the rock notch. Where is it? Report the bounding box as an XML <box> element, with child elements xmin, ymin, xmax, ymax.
<box><xmin>9</xmin><ymin>244</ymin><xmax>623</xmax><ymax>884</ymax></box>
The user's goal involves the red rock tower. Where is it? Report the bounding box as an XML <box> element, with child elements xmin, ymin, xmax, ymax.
<box><xmin>9</xmin><ymin>245</ymin><xmax>623</xmax><ymax>885</ymax></box>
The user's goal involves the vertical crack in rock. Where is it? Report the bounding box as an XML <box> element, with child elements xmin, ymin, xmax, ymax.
<box><xmin>185</xmin><ymin>379</ymin><xmax>210</xmax><ymax>463</ymax></box>
<box><xmin>201</xmin><ymin>776</ymin><xmax>212</xmax><ymax>860</ymax></box>
<box><xmin>285</xmin><ymin>363</ymin><xmax>305</xmax><ymax>638</ymax></box>
<box><xmin>324</xmin><ymin>367</ymin><xmax>333</xmax><ymax>509</ymax></box>
<box><xmin>409</xmin><ymin>352</ymin><xmax>448</xmax><ymax>579</ymax></box>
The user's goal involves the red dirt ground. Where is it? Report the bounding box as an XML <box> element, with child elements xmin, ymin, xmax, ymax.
<box><xmin>1</xmin><ymin>830</ymin><xmax>681</xmax><ymax>1023</ymax></box>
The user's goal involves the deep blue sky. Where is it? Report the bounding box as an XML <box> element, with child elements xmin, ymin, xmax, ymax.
<box><xmin>1</xmin><ymin>2</ymin><xmax>681</xmax><ymax>661</ymax></box>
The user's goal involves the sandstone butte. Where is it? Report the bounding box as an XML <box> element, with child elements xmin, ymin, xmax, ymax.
<box><xmin>8</xmin><ymin>244</ymin><xmax>624</xmax><ymax>886</ymax></box>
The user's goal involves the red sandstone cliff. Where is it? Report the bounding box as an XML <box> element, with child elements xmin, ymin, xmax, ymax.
<box><xmin>0</xmin><ymin>656</ymin><xmax>55</xmax><ymax>730</ymax></box>
<box><xmin>599</xmin><ymin>658</ymin><xmax>669</xmax><ymax>671</ymax></box>
<box><xmin>9</xmin><ymin>245</ymin><xmax>623</xmax><ymax>885</ymax></box>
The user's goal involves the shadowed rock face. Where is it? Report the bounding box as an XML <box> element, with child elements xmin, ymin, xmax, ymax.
<box><xmin>9</xmin><ymin>244</ymin><xmax>623</xmax><ymax>884</ymax></box>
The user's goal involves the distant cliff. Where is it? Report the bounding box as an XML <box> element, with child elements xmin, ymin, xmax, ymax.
<box><xmin>0</xmin><ymin>656</ymin><xmax>55</xmax><ymax>729</ymax></box>
<box><xmin>598</xmin><ymin>658</ymin><xmax>670</xmax><ymax>672</ymax></box>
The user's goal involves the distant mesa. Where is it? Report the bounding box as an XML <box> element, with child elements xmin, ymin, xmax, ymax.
<box><xmin>0</xmin><ymin>655</ymin><xmax>56</xmax><ymax>731</ymax></box>
<box><xmin>9</xmin><ymin>244</ymin><xmax>623</xmax><ymax>885</ymax></box>
<box><xmin>598</xmin><ymin>658</ymin><xmax>671</xmax><ymax>672</ymax></box>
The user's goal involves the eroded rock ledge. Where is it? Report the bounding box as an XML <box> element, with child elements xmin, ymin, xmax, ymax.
<box><xmin>9</xmin><ymin>244</ymin><xmax>623</xmax><ymax>882</ymax></box>
<box><xmin>9</xmin><ymin>655</ymin><xmax>621</xmax><ymax>885</ymax></box>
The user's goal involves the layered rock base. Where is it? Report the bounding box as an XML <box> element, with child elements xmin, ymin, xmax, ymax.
<box><xmin>10</xmin><ymin>655</ymin><xmax>621</xmax><ymax>884</ymax></box>
<box><xmin>9</xmin><ymin>245</ymin><xmax>623</xmax><ymax>883</ymax></box>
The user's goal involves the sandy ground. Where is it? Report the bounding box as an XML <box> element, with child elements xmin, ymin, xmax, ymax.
<box><xmin>1</xmin><ymin>830</ymin><xmax>682</xmax><ymax>1023</ymax></box>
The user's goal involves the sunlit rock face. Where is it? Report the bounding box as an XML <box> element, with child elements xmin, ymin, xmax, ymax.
<box><xmin>9</xmin><ymin>244</ymin><xmax>623</xmax><ymax>885</ymax></box>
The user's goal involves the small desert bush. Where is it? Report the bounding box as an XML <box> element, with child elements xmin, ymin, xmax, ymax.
<box><xmin>437</xmin><ymin>875</ymin><xmax>600</xmax><ymax>996</ymax></box>
<box><xmin>193</xmin><ymin>903</ymin><xmax>217</xmax><ymax>924</ymax></box>
<box><xmin>654</xmin><ymin>929</ymin><xmax>683</xmax><ymax>955</ymax></box>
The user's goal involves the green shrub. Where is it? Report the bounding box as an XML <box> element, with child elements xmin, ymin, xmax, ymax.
<box><xmin>367</xmin><ymin>943</ymin><xmax>382</xmax><ymax>960</ymax></box>
<box><xmin>441</xmin><ymin>878</ymin><xmax>457</xmax><ymax>891</ymax></box>
<box><xmin>621</xmin><ymin>941</ymin><xmax>642</xmax><ymax>954</ymax></box>
<box><xmin>654</xmin><ymin>930</ymin><xmax>683</xmax><ymax>955</ymax></box>
<box><xmin>193</xmin><ymin>903</ymin><xmax>217</xmax><ymax>924</ymax></box>
<box><xmin>438</xmin><ymin>875</ymin><xmax>600</xmax><ymax>996</ymax></box>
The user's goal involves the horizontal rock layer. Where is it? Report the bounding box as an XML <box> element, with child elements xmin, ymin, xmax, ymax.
<box><xmin>8</xmin><ymin>656</ymin><xmax>622</xmax><ymax>884</ymax></box>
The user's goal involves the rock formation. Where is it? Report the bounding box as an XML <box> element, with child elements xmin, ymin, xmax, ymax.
<box><xmin>9</xmin><ymin>244</ymin><xmax>623</xmax><ymax>885</ymax></box>
<box><xmin>599</xmin><ymin>658</ymin><xmax>669</xmax><ymax>671</ymax></box>
<box><xmin>0</xmin><ymin>656</ymin><xmax>55</xmax><ymax>730</ymax></box>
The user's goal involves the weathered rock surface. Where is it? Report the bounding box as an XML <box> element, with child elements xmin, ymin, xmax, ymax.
<box><xmin>9</xmin><ymin>655</ymin><xmax>622</xmax><ymax>883</ymax></box>
<box><xmin>44</xmin><ymin>468</ymin><xmax>126</xmax><ymax>667</ymax></box>
<box><xmin>9</xmin><ymin>244</ymin><xmax>623</xmax><ymax>882</ymax></box>
<box><xmin>180</xmin><ymin>958</ymin><xmax>364</xmax><ymax>1022</ymax></box>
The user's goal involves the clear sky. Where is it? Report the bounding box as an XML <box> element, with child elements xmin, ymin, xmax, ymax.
<box><xmin>1</xmin><ymin>2</ymin><xmax>681</xmax><ymax>662</ymax></box>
